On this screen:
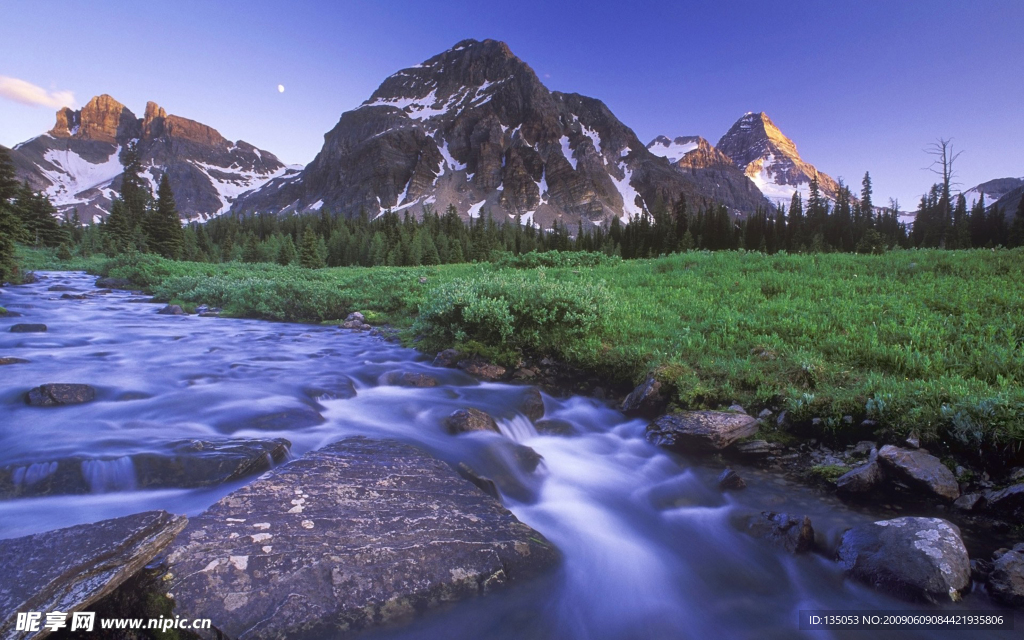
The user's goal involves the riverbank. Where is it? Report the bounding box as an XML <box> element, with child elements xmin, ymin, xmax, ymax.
<box><xmin>16</xmin><ymin>247</ymin><xmax>1024</xmax><ymax>477</ymax></box>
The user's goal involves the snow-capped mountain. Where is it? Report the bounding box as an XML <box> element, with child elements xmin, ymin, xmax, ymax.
<box><xmin>232</xmin><ymin>39</ymin><xmax>769</xmax><ymax>225</ymax></box>
<box><xmin>10</xmin><ymin>95</ymin><xmax>295</xmax><ymax>222</ymax></box>
<box><xmin>962</xmin><ymin>177</ymin><xmax>1024</xmax><ymax>209</ymax></box>
<box><xmin>646</xmin><ymin>135</ymin><xmax>765</xmax><ymax>210</ymax></box>
<box><xmin>715</xmin><ymin>112</ymin><xmax>840</xmax><ymax>207</ymax></box>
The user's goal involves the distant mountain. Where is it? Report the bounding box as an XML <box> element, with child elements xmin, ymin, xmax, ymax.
<box><xmin>645</xmin><ymin>135</ymin><xmax>765</xmax><ymax>212</ymax></box>
<box><xmin>962</xmin><ymin>177</ymin><xmax>1024</xmax><ymax>209</ymax></box>
<box><xmin>715</xmin><ymin>112</ymin><xmax>840</xmax><ymax>206</ymax></box>
<box><xmin>994</xmin><ymin>185</ymin><xmax>1024</xmax><ymax>219</ymax></box>
<box><xmin>233</xmin><ymin>39</ymin><xmax>770</xmax><ymax>226</ymax></box>
<box><xmin>9</xmin><ymin>95</ymin><xmax>294</xmax><ymax>222</ymax></box>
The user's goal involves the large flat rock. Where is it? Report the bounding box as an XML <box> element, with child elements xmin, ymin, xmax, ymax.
<box><xmin>646</xmin><ymin>410</ymin><xmax>758</xmax><ymax>452</ymax></box>
<box><xmin>877</xmin><ymin>445</ymin><xmax>960</xmax><ymax>501</ymax></box>
<box><xmin>0</xmin><ymin>511</ymin><xmax>187</xmax><ymax>639</ymax></box>
<box><xmin>165</xmin><ymin>437</ymin><xmax>559</xmax><ymax>639</ymax></box>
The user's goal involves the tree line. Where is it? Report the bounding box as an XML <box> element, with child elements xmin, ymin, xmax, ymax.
<box><xmin>3</xmin><ymin>143</ymin><xmax>1024</xmax><ymax>282</ymax></box>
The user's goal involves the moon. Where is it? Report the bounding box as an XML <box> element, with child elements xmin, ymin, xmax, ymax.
<box><xmin>278</xmin><ymin>84</ymin><xmax>285</xmax><ymax>93</ymax></box>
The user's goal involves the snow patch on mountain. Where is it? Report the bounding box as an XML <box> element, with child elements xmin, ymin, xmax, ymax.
<box><xmin>39</xmin><ymin>145</ymin><xmax>123</xmax><ymax>206</ymax></box>
<box><xmin>647</xmin><ymin>137</ymin><xmax>698</xmax><ymax>164</ymax></box>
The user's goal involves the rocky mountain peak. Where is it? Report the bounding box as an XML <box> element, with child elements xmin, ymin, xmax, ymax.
<box><xmin>143</xmin><ymin>101</ymin><xmax>168</xmax><ymax>138</ymax></box>
<box><xmin>716</xmin><ymin>111</ymin><xmax>839</xmax><ymax>204</ymax></box>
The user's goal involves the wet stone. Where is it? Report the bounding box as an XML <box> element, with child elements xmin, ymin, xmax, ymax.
<box><xmin>25</xmin><ymin>383</ymin><xmax>96</xmax><ymax>406</ymax></box>
<box><xmin>10</xmin><ymin>323</ymin><xmax>47</xmax><ymax>333</ymax></box>
<box><xmin>519</xmin><ymin>387</ymin><xmax>545</xmax><ymax>421</ymax></box>
<box><xmin>718</xmin><ymin>468</ymin><xmax>746</xmax><ymax>490</ymax></box>
<box><xmin>0</xmin><ymin>511</ymin><xmax>187</xmax><ymax>639</ymax></box>
<box><xmin>303</xmin><ymin>376</ymin><xmax>358</xmax><ymax>401</ymax></box>
<box><xmin>445</xmin><ymin>408</ymin><xmax>501</xmax><ymax>435</ymax></box>
<box><xmin>380</xmin><ymin>370</ymin><xmax>439</xmax><ymax>387</ymax></box>
<box><xmin>458</xmin><ymin>357</ymin><xmax>507</xmax><ymax>381</ymax></box>
<box><xmin>877</xmin><ymin>445</ymin><xmax>960</xmax><ymax>501</ymax></box>
<box><xmin>47</xmin><ymin>285</ymin><xmax>77</xmax><ymax>292</ymax></box>
<box><xmin>620</xmin><ymin>377</ymin><xmax>662</xmax><ymax>414</ymax></box>
<box><xmin>157</xmin><ymin>304</ymin><xmax>185</xmax><ymax>315</ymax></box>
<box><xmin>432</xmin><ymin>348</ymin><xmax>463</xmax><ymax>368</ymax></box>
<box><xmin>984</xmin><ymin>483</ymin><xmax>1024</xmax><ymax>516</ymax></box>
<box><xmin>735</xmin><ymin>511</ymin><xmax>814</xmax><ymax>554</ymax></box>
<box><xmin>647</xmin><ymin>410</ymin><xmax>759</xmax><ymax>452</ymax></box>
<box><xmin>534</xmin><ymin>418</ymin><xmax>577</xmax><ymax>437</ymax></box>
<box><xmin>836</xmin><ymin>460</ymin><xmax>883</xmax><ymax>495</ymax></box>
<box><xmin>0</xmin><ymin>439</ymin><xmax>292</xmax><ymax>498</ymax></box>
<box><xmin>165</xmin><ymin>437</ymin><xmax>559</xmax><ymax>639</ymax></box>
<box><xmin>836</xmin><ymin>517</ymin><xmax>970</xmax><ymax>603</ymax></box>
<box><xmin>0</xmin><ymin>357</ymin><xmax>29</xmax><ymax>365</ymax></box>
<box><xmin>988</xmin><ymin>549</ymin><xmax>1024</xmax><ymax>607</ymax></box>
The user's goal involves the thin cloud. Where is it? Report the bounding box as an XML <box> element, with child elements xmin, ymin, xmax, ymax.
<box><xmin>0</xmin><ymin>76</ymin><xmax>75</xmax><ymax>109</ymax></box>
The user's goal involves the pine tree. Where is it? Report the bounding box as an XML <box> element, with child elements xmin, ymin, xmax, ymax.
<box><xmin>1008</xmin><ymin>197</ymin><xmax>1024</xmax><ymax>248</ymax></box>
<box><xmin>145</xmin><ymin>174</ymin><xmax>184</xmax><ymax>258</ymax></box>
<box><xmin>299</xmin><ymin>227</ymin><xmax>325</xmax><ymax>268</ymax></box>
<box><xmin>277</xmin><ymin>235</ymin><xmax>297</xmax><ymax>265</ymax></box>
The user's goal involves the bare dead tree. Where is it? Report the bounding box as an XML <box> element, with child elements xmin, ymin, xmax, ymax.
<box><xmin>924</xmin><ymin>138</ymin><xmax>963</xmax><ymax>247</ymax></box>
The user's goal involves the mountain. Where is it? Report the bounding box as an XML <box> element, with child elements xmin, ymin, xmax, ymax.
<box><xmin>715</xmin><ymin>112</ymin><xmax>840</xmax><ymax>206</ymax></box>
<box><xmin>9</xmin><ymin>95</ymin><xmax>294</xmax><ymax>222</ymax></box>
<box><xmin>232</xmin><ymin>39</ymin><xmax>770</xmax><ymax>226</ymax></box>
<box><xmin>962</xmin><ymin>177</ymin><xmax>1024</xmax><ymax>209</ymax></box>
<box><xmin>994</xmin><ymin>185</ymin><xmax>1024</xmax><ymax>219</ymax></box>
<box><xmin>646</xmin><ymin>135</ymin><xmax>765</xmax><ymax>212</ymax></box>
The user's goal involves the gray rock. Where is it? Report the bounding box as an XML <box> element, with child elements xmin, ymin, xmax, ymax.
<box><xmin>344</xmin><ymin>311</ymin><xmax>365</xmax><ymax>323</ymax></box>
<box><xmin>165</xmin><ymin>437</ymin><xmax>558</xmax><ymax>639</ymax></box>
<box><xmin>445</xmin><ymin>408</ymin><xmax>501</xmax><ymax>435</ymax></box>
<box><xmin>732</xmin><ymin>439</ymin><xmax>782</xmax><ymax>458</ymax></box>
<box><xmin>457</xmin><ymin>357</ymin><xmax>507</xmax><ymax>381</ymax></box>
<box><xmin>849</xmin><ymin>441</ymin><xmax>877</xmax><ymax>459</ymax></box>
<box><xmin>952</xmin><ymin>493</ymin><xmax>985</xmax><ymax>512</ymax></box>
<box><xmin>988</xmin><ymin>550</ymin><xmax>1024</xmax><ymax>607</ymax></box>
<box><xmin>0</xmin><ymin>439</ymin><xmax>292</xmax><ymax>498</ymax></box>
<box><xmin>985</xmin><ymin>483</ymin><xmax>1024</xmax><ymax>515</ymax></box>
<box><xmin>519</xmin><ymin>387</ymin><xmax>545</xmax><ymax>422</ymax></box>
<box><xmin>905</xmin><ymin>432</ymin><xmax>921</xmax><ymax>449</ymax></box>
<box><xmin>432</xmin><ymin>349</ymin><xmax>463</xmax><ymax>368</ymax></box>
<box><xmin>0</xmin><ymin>357</ymin><xmax>30</xmax><ymax>365</ymax></box>
<box><xmin>620</xmin><ymin>377</ymin><xmax>662</xmax><ymax>413</ymax></box>
<box><xmin>456</xmin><ymin>462</ymin><xmax>500</xmax><ymax>499</ymax></box>
<box><xmin>735</xmin><ymin>511</ymin><xmax>814</xmax><ymax>554</ymax></box>
<box><xmin>60</xmin><ymin>293</ymin><xmax>87</xmax><ymax>300</ymax></box>
<box><xmin>836</xmin><ymin>460</ymin><xmax>883</xmax><ymax>495</ymax></box>
<box><xmin>10</xmin><ymin>323</ymin><xmax>47</xmax><ymax>333</ymax></box>
<box><xmin>47</xmin><ymin>285</ymin><xmax>77</xmax><ymax>292</ymax></box>
<box><xmin>757</xmin><ymin>409</ymin><xmax>773</xmax><ymax>420</ymax></box>
<box><xmin>157</xmin><ymin>304</ymin><xmax>185</xmax><ymax>315</ymax></box>
<box><xmin>379</xmin><ymin>370</ymin><xmax>439</xmax><ymax>387</ymax></box>
<box><xmin>219</xmin><ymin>406</ymin><xmax>325</xmax><ymax>432</ymax></box>
<box><xmin>0</xmin><ymin>511</ymin><xmax>187</xmax><ymax>639</ymax></box>
<box><xmin>534</xmin><ymin>418</ymin><xmax>577</xmax><ymax>437</ymax></box>
<box><xmin>302</xmin><ymin>376</ymin><xmax>357</xmax><ymax>401</ymax></box>
<box><xmin>727</xmin><ymin>404</ymin><xmax>746</xmax><ymax>414</ymax></box>
<box><xmin>26</xmin><ymin>383</ymin><xmax>96</xmax><ymax>407</ymax></box>
<box><xmin>646</xmin><ymin>410</ymin><xmax>759</xmax><ymax>452</ymax></box>
<box><xmin>718</xmin><ymin>468</ymin><xmax>746</xmax><ymax>490</ymax></box>
<box><xmin>836</xmin><ymin>517</ymin><xmax>970</xmax><ymax>602</ymax></box>
<box><xmin>877</xmin><ymin>445</ymin><xmax>960</xmax><ymax>501</ymax></box>
<box><xmin>341</xmin><ymin>319</ymin><xmax>370</xmax><ymax>330</ymax></box>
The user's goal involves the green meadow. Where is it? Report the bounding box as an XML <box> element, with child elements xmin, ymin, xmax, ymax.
<box><xmin>20</xmin><ymin>246</ymin><xmax>1024</xmax><ymax>463</ymax></box>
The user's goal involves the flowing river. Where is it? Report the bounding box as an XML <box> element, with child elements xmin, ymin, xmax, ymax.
<box><xmin>0</xmin><ymin>272</ymin><xmax>1017</xmax><ymax>639</ymax></box>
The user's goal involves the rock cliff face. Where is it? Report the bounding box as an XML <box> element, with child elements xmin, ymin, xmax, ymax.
<box><xmin>10</xmin><ymin>95</ymin><xmax>293</xmax><ymax>222</ymax></box>
<box><xmin>646</xmin><ymin>135</ymin><xmax>767</xmax><ymax>212</ymax></box>
<box><xmin>715</xmin><ymin>112</ymin><xmax>840</xmax><ymax>206</ymax></box>
<box><xmin>233</xmin><ymin>39</ymin><xmax>770</xmax><ymax>226</ymax></box>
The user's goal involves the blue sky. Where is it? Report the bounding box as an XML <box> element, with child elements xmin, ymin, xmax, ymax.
<box><xmin>1</xmin><ymin>0</ymin><xmax>1021</xmax><ymax>207</ymax></box>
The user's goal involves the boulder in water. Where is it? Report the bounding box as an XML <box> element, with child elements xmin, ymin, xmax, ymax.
<box><xmin>380</xmin><ymin>370</ymin><xmax>439</xmax><ymax>387</ymax></box>
<box><xmin>836</xmin><ymin>459</ymin><xmax>883</xmax><ymax>495</ymax></box>
<box><xmin>0</xmin><ymin>511</ymin><xmax>187</xmax><ymax>639</ymax></box>
<box><xmin>988</xmin><ymin>548</ymin><xmax>1024</xmax><ymax>607</ymax></box>
<box><xmin>0</xmin><ymin>357</ymin><xmax>29</xmax><ymax>365</ymax></box>
<box><xmin>157</xmin><ymin>304</ymin><xmax>185</xmax><ymax>315</ymax></box>
<box><xmin>646</xmin><ymin>410</ymin><xmax>759</xmax><ymax>452</ymax></box>
<box><xmin>534</xmin><ymin>418</ymin><xmax>577</xmax><ymax>436</ymax></box>
<box><xmin>519</xmin><ymin>387</ymin><xmax>545</xmax><ymax>421</ymax></box>
<box><xmin>457</xmin><ymin>356</ymin><xmax>507</xmax><ymax>381</ymax></box>
<box><xmin>444</xmin><ymin>408</ymin><xmax>501</xmax><ymax>434</ymax></box>
<box><xmin>432</xmin><ymin>348</ymin><xmax>463</xmax><ymax>368</ymax></box>
<box><xmin>836</xmin><ymin>517</ymin><xmax>970</xmax><ymax>602</ymax></box>
<box><xmin>10</xmin><ymin>323</ymin><xmax>47</xmax><ymax>333</ymax></box>
<box><xmin>165</xmin><ymin>437</ymin><xmax>558</xmax><ymax>639</ymax></box>
<box><xmin>718</xmin><ymin>468</ymin><xmax>746</xmax><ymax>490</ymax></box>
<box><xmin>877</xmin><ymin>445</ymin><xmax>960</xmax><ymax>501</ymax></box>
<box><xmin>620</xmin><ymin>376</ymin><xmax>663</xmax><ymax>414</ymax></box>
<box><xmin>735</xmin><ymin>511</ymin><xmax>814</xmax><ymax>554</ymax></box>
<box><xmin>26</xmin><ymin>383</ymin><xmax>96</xmax><ymax>406</ymax></box>
<box><xmin>984</xmin><ymin>483</ymin><xmax>1024</xmax><ymax>516</ymax></box>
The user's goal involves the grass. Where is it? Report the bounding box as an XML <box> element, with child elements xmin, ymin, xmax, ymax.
<box><xmin>14</xmin><ymin>246</ymin><xmax>1024</xmax><ymax>466</ymax></box>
